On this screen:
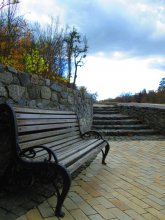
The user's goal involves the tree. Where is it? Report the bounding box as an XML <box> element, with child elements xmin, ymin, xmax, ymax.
<box><xmin>0</xmin><ymin>0</ymin><xmax>31</xmax><ymax>70</ymax></box>
<box><xmin>158</xmin><ymin>77</ymin><xmax>165</xmax><ymax>91</ymax></box>
<box><xmin>65</xmin><ymin>27</ymin><xmax>88</xmax><ymax>86</ymax></box>
<box><xmin>33</xmin><ymin>18</ymin><xmax>68</xmax><ymax>78</ymax></box>
<box><xmin>73</xmin><ymin>35</ymin><xmax>88</xmax><ymax>88</ymax></box>
<box><xmin>0</xmin><ymin>0</ymin><xmax>19</xmax><ymax>10</ymax></box>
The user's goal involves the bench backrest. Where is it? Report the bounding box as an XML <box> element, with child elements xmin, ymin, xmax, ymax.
<box><xmin>13</xmin><ymin>106</ymin><xmax>81</xmax><ymax>152</ymax></box>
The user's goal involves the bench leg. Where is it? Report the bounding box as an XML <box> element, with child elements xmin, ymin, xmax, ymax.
<box><xmin>53</xmin><ymin>164</ymin><xmax>71</xmax><ymax>218</ymax></box>
<box><xmin>101</xmin><ymin>141</ymin><xmax>110</xmax><ymax>165</ymax></box>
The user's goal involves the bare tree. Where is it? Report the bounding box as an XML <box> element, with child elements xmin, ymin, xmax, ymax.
<box><xmin>65</xmin><ymin>27</ymin><xmax>88</xmax><ymax>86</ymax></box>
<box><xmin>0</xmin><ymin>0</ymin><xmax>19</xmax><ymax>10</ymax></box>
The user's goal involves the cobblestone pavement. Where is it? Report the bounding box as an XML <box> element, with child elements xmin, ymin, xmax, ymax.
<box><xmin>1</xmin><ymin>136</ymin><xmax>165</xmax><ymax>220</ymax></box>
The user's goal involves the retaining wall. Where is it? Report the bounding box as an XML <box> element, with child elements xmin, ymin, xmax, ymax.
<box><xmin>117</xmin><ymin>103</ymin><xmax>165</xmax><ymax>134</ymax></box>
<box><xmin>0</xmin><ymin>64</ymin><xmax>93</xmax><ymax>176</ymax></box>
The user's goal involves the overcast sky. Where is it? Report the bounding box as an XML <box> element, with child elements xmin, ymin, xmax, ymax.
<box><xmin>20</xmin><ymin>0</ymin><xmax>165</xmax><ymax>100</ymax></box>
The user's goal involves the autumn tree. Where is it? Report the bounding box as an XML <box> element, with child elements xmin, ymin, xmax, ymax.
<box><xmin>32</xmin><ymin>18</ymin><xmax>68</xmax><ymax>79</ymax></box>
<box><xmin>0</xmin><ymin>0</ymin><xmax>32</xmax><ymax>70</ymax></box>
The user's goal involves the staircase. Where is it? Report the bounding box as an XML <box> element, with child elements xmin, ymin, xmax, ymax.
<box><xmin>92</xmin><ymin>104</ymin><xmax>159</xmax><ymax>139</ymax></box>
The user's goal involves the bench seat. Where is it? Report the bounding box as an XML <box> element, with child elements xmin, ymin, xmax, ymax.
<box><xmin>0</xmin><ymin>103</ymin><xmax>110</xmax><ymax>217</ymax></box>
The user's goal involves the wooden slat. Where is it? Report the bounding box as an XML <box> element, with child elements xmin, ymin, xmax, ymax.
<box><xmin>56</xmin><ymin>139</ymin><xmax>99</xmax><ymax>160</ymax></box>
<box><xmin>17</xmin><ymin>118</ymin><xmax>77</xmax><ymax>126</ymax></box>
<box><xmin>34</xmin><ymin>138</ymin><xmax>85</xmax><ymax>160</ymax></box>
<box><xmin>13</xmin><ymin>105</ymin><xmax>107</xmax><ymax>174</ymax></box>
<box><xmin>68</xmin><ymin>147</ymin><xmax>101</xmax><ymax>173</ymax></box>
<box><xmin>18</xmin><ymin>122</ymin><xmax>78</xmax><ymax>133</ymax></box>
<box><xmin>16</xmin><ymin>113</ymin><xmax>77</xmax><ymax>119</ymax></box>
<box><xmin>60</xmin><ymin>139</ymin><xmax>104</xmax><ymax>166</ymax></box>
<box><xmin>67</xmin><ymin>141</ymin><xmax>107</xmax><ymax>173</ymax></box>
<box><xmin>19</xmin><ymin>131</ymin><xmax>80</xmax><ymax>149</ymax></box>
<box><xmin>44</xmin><ymin>135</ymin><xmax>81</xmax><ymax>148</ymax></box>
<box><xmin>14</xmin><ymin>106</ymin><xmax>74</xmax><ymax>115</ymax></box>
<box><xmin>19</xmin><ymin>127</ymin><xmax>79</xmax><ymax>142</ymax></box>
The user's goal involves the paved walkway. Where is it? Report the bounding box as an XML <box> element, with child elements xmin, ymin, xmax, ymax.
<box><xmin>5</xmin><ymin>138</ymin><xmax>165</xmax><ymax>219</ymax></box>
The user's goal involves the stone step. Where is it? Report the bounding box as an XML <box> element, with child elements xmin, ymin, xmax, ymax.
<box><xmin>95</xmin><ymin>129</ymin><xmax>158</xmax><ymax>136</ymax></box>
<box><xmin>93</xmin><ymin>110</ymin><xmax>120</xmax><ymax>114</ymax></box>
<box><xmin>94</xmin><ymin>114</ymin><xmax>133</xmax><ymax>120</ymax></box>
<box><xmin>92</xmin><ymin>124</ymin><xmax>150</xmax><ymax>130</ymax></box>
<box><xmin>92</xmin><ymin>105</ymin><xmax>159</xmax><ymax>137</ymax></box>
<box><xmin>93</xmin><ymin>119</ymin><xmax>141</xmax><ymax>125</ymax></box>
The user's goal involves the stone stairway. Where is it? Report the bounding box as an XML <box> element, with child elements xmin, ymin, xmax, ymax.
<box><xmin>92</xmin><ymin>104</ymin><xmax>159</xmax><ymax>137</ymax></box>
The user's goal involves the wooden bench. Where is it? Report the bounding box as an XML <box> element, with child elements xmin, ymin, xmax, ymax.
<box><xmin>0</xmin><ymin>103</ymin><xmax>110</xmax><ymax>217</ymax></box>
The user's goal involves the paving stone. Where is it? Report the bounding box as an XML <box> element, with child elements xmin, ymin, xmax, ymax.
<box><xmin>146</xmin><ymin>195</ymin><xmax>165</xmax><ymax>206</ymax></box>
<box><xmin>2</xmin><ymin>138</ymin><xmax>165</xmax><ymax>220</ymax></box>
<box><xmin>25</xmin><ymin>208</ymin><xmax>43</xmax><ymax>220</ymax></box>
<box><xmin>146</xmin><ymin>207</ymin><xmax>165</xmax><ymax>220</ymax></box>
<box><xmin>129</xmin><ymin>196</ymin><xmax>151</xmax><ymax>209</ymax></box>
<box><xmin>44</xmin><ymin>215</ymin><xmax>59</xmax><ymax>220</ymax></box>
<box><xmin>142</xmin><ymin>212</ymin><xmax>159</xmax><ymax>220</ymax></box>
<box><xmin>111</xmin><ymin>198</ymin><xmax>130</xmax><ymax>211</ymax></box>
<box><xmin>16</xmin><ymin>215</ymin><xmax>27</xmax><ymax>220</ymax></box>
<box><xmin>110</xmin><ymin>207</ymin><xmax>132</xmax><ymax>220</ymax></box>
<box><xmin>47</xmin><ymin>195</ymin><xmax>57</xmax><ymax>208</ymax></box>
<box><xmin>96</xmin><ymin>196</ymin><xmax>115</xmax><ymax>208</ymax></box>
<box><xmin>92</xmin><ymin>204</ymin><xmax>115</xmax><ymax>219</ymax></box>
<box><xmin>38</xmin><ymin>201</ymin><xmax>54</xmax><ymax>218</ymax></box>
<box><xmin>69</xmin><ymin>191</ymin><xmax>85</xmax><ymax>204</ymax></box>
<box><xmin>64</xmin><ymin>197</ymin><xmax>78</xmax><ymax>210</ymax></box>
<box><xmin>89</xmin><ymin>213</ymin><xmax>104</xmax><ymax>220</ymax></box>
<box><xmin>77</xmin><ymin>202</ymin><xmax>97</xmax><ymax>215</ymax></box>
<box><xmin>70</xmin><ymin>209</ymin><xmax>90</xmax><ymax>220</ymax></box>
<box><xmin>125</xmin><ymin>210</ymin><xmax>146</xmax><ymax>220</ymax></box>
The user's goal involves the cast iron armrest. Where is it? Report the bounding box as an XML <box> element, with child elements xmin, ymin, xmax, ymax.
<box><xmin>81</xmin><ymin>130</ymin><xmax>103</xmax><ymax>140</ymax></box>
<box><xmin>19</xmin><ymin>145</ymin><xmax>58</xmax><ymax>163</ymax></box>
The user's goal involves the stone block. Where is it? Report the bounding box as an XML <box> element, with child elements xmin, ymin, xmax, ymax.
<box><xmin>51</xmin><ymin>83</ymin><xmax>62</xmax><ymax>92</ymax></box>
<box><xmin>7</xmin><ymin>65</ymin><xmax>17</xmax><ymax>74</ymax></box>
<box><xmin>0</xmin><ymin>64</ymin><xmax>4</xmax><ymax>73</ymax></box>
<box><xmin>31</xmin><ymin>74</ymin><xmax>39</xmax><ymax>85</ymax></box>
<box><xmin>28</xmin><ymin>86</ymin><xmax>41</xmax><ymax>99</ymax></box>
<box><xmin>18</xmin><ymin>72</ymin><xmax>31</xmax><ymax>86</ymax></box>
<box><xmin>51</xmin><ymin>92</ymin><xmax>58</xmax><ymax>101</ymax></box>
<box><xmin>41</xmin><ymin>86</ymin><xmax>51</xmax><ymax>100</ymax></box>
<box><xmin>0</xmin><ymin>72</ymin><xmax>13</xmax><ymax>84</ymax></box>
<box><xmin>0</xmin><ymin>86</ymin><xmax>7</xmax><ymax>98</ymax></box>
<box><xmin>8</xmin><ymin>85</ymin><xmax>26</xmax><ymax>102</ymax></box>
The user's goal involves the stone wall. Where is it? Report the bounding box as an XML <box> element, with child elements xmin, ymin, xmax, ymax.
<box><xmin>117</xmin><ymin>103</ymin><xmax>165</xmax><ymax>134</ymax></box>
<box><xmin>0</xmin><ymin>64</ymin><xmax>93</xmax><ymax>177</ymax></box>
<box><xmin>0</xmin><ymin>64</ymin><xmax>93</xmax><ymax>132</ymax></box>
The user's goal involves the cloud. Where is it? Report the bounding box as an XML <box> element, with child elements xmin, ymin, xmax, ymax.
<box><xmin>56</xmin><ymin>0</ymin><xmax>165</xmax><ymax>57</ymax></box>
<box><xmin>149</xmin><ymin>58</ymin><xmax>165</xmax><ymax>71</ymax></box>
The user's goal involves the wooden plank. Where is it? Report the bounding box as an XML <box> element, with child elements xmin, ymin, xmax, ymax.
<box><xmin>60</xmin><ymin>139</ymin><xmax>104</xmax><ymax>166</ymax></box>
<box><xmin>17</xmin><ymin>118</ymin><xmax>77</xmax><ymax>126</ymax></box>
<box><xmin>14</xmin><ymin>106</ymin><xmax>74</xmax><ymax>115</ymax></box>
<box><xmin>19</xmin><ymin>131</ymin><xmax>80</xmax><ymax>149</ymax></box>
<box><xmin>20</xmin><ymin>135</ymin><xmax>79</xmax><ymax>149</ymax></box>
<box><xmin>56</xmin><ymin>139</ymin><xmax>99</xmax><ymax>160</ymax></box>
<box><xmin>34</xmin><ymin>138</ymin><xmax>85</xmax><ymax>160</ymax></box>
<box><xmin>19</xmin><ymin>127</ymin><xmax>79</xmax><ymax>142</ymax></box>
<box><xmin>68</xmin><ymin>147</ymin><xmax>101</xmax><ymax>173</ymax></box>
<box><xmin>43</xmin><ymin>135</ymin><xmax>81</xmax><ymax>148</ymax></box>
<box><xmin>18</xmin><ymin>122</ymin><xmax>78</xmax><ymax>133</ymax></box>
<box><xmin>16</xmin><ymin>113</ymin><xmax>77</xmax><ymax>119</ymax></box>
<box><xmin>57</xmin><ymin>138</ymin><xmax>102</xmax><ymax>156</ymax></box>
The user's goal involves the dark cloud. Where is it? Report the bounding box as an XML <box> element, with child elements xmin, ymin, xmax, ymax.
<box><xmin>57</xmin><ymin>0</ymin><xmax>165</xmax><ymax>58</ymax></box>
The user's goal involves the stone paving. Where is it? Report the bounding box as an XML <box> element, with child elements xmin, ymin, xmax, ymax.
<box><xmin>1</xmin><ymin>137</ymin><xmax>165</xmax><ymax>220</ymax></box>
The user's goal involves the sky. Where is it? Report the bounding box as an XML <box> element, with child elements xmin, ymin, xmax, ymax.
<box><xmin>19</xmin><ymin>0</ymin><xmax>165</xmax><ymax>100</ymax></box>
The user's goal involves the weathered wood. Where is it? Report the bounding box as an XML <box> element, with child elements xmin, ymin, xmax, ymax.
<box><xmin>0</xmin><ymin>103</ymin><xmax>110</xmax><ymax>218</ymax></box>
